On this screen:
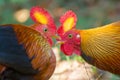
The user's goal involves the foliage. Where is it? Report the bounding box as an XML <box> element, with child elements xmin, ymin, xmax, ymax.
<box><xmin>0</xmin><ymin>0</ymin><xmax>119</xmax><ymax>26</ymax></box>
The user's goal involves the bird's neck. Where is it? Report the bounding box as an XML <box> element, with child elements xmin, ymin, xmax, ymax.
<box><xmin>46</xmin><ymin>36</ymin><xmax>53</xmax><ymax>46</ymax></box>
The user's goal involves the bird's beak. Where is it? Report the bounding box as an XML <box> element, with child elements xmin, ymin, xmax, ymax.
<box><xmin>55</xmin><ymin>41</ymin><xmax>65</xmax><ymax>46</ymax></box>
<box><xmin>52</xmin><ymin>34</ymin><xmax>65</xmax><ymax>46</ymax></box>
<box><xmin>57</xmin><ymin>41</ymin><xmax>65</xmax><ymax>44</ymax></box>
<box><xmin>52</xmin><ymin>34</ymin><xmax>61</xmax><ymax>40</ymax></box>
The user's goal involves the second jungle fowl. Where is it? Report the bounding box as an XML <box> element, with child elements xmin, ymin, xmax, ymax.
<box><xmin>57</xmin><ymin>10</ymin><xmax>120</xmax><ymax>75</ymax></box>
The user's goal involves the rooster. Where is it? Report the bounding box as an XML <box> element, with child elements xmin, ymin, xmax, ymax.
<box><xmin>0</xmin><ymin>7</ymin><xmax>57</xmax><ymax>80</ymax></box>
<box><xmin>57</xmin><ymin>10</ymin><xmax>120</xmax><ymax>75</ymax></box>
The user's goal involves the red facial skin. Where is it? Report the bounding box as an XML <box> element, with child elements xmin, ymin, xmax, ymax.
<box><xmin>59</xmin><ymin>29</ymin><xmax>81</xmax><ymax>56</ymax></box>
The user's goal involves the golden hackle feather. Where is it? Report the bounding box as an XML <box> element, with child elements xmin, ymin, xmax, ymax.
<box><xmin>2</xmin><ymin>24</ymin><xmax>56</xmax><ymax>80</ymax></box>
<box><xmin>80</xmin><ymin>21</ymin><xmax>120</xmax><ymax>74</ymax></box>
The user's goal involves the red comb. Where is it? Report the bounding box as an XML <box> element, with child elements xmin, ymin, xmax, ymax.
<box><xmin>60</xmin><ymin>10</ymin><xmax>77</xmax><ymax>27</ymax></box>
<box><xmin>57</xmin><ymin>10</ymin><xmax>77</xmax><ymax>36</ymax></box>
<box><xmin>30</xmin><ymin>6</ymin><xmax>56</xmax><ymax>29</ymax></box>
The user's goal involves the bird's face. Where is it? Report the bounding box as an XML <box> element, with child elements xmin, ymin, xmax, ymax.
<box><xmin>58</xmin><ymin>30</ymin><xmax>81</xmax><ymax>56</ymax></box>
<box><xmin>33</xmin><ymin>24</ymin><xmax>56</xmax><ymax>39</ymax></box>
<box><xmin>34</xmin><ymin>24</ymin><xmax>57</xmax><ymax>46</ymax></box>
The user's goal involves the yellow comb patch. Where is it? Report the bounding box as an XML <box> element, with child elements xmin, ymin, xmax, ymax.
<box><xmin>34</xmin><ymin>12</ymin><xmax>48</xmax><ymax>24</ymax></box>
<box><xmin>63</xmin><ymin>17</ymin><xmax>74</xmax><ymax>32</ymax></box>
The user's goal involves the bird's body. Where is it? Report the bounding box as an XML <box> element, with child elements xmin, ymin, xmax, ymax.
<box><xmin>79</xmin><ymin>21</ymin><xmax>120</xmax><ymax>75</ymax></box>
<box><xmin>0</xmin><ymin>24</ymin><xmax>56</xmax><ymax>80</ymax></box>
<box><xmin>28</xmin><ymin>6</ymin><xmax>57</xmax><ymax>79</ymax></box>
<box><xmin>57</xmin><ymin>10</ymin><xmax>120</xmax><ymax>75</ymax></box>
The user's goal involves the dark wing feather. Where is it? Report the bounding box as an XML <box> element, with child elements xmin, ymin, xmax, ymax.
<box><xmin>81</xmin><ymin>52</ymin><xmax>95</xmax><ymax>65</ymax></box>
<box><xmin>1</xmin><ymin>68</ymin><xmax>34</xmax><ymax>80</ymax></box>
<box><xmin>0</xmin><ymin>26</ymin><xmax>37</xmax><ymax>74</ymax></box>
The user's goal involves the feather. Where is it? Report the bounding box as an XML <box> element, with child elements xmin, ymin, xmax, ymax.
<box><xmin>6</xmin><ymin>24</ymin><xmax>52</xmax><ymax>69</ymax></box>
<box><xmin>0</xmin><ymin>24</ymin><xmax>55</xmax><ymax>79</ymax></box>
<box><xmin>0</xmin><ymin>26</ymin><xmax>36</xmax><ymax>74</ymax></box>
<box><xmin>1</xmin><ymin>68</ymin><xmax>34</xmax><ymax>80</ymax></box>
<box><xmin>80</xmin><ymin>21</ymin><xmax>120</xmax><ymax>74</ymax></box>
<box><xmin>11</xmin><ymin>24</ymin><xmax>55</xmax><ymax>79</ymax></box>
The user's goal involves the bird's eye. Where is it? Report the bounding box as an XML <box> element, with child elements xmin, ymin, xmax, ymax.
<box><xmin>68</xmin><ymin>34</ymin><xmax>73</xmax><ymax>38</ymax></box>
<box><xmin>43</xmin><ymin>28</ymin><xmax>48</xmax><ymax>32</ymax></box>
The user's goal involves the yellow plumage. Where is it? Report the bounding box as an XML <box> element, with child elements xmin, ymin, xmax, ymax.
<box><xmin>80</xmin><ymin>21</ymin><xmax>120</xmax><ymax>74</ymax></box>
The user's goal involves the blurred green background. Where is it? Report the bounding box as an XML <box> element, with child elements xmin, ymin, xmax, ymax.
<box><xmin>0</xmin><ymin>0</ymin><xmax>120</xmax><ymax>80</ymax></box>
<box><xmin>0</xmin><ymin>0</ymin><xmax>120</xmax><ymax>28</ymax></box>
